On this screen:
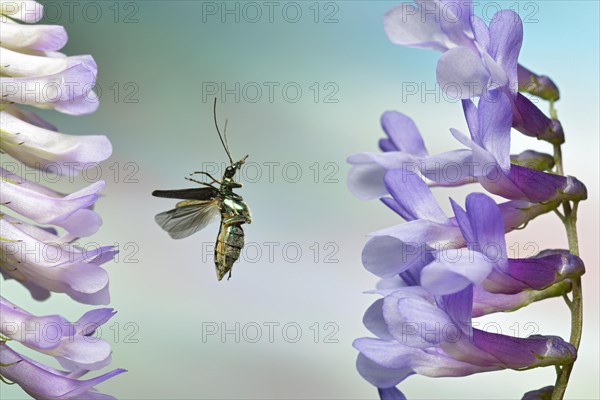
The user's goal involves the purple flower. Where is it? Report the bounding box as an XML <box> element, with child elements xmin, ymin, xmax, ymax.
<box><xmin>0</xmin><ymin>110</ymin><xmax>112</xmax><ymax>173</ymax></box>
<box><xmin>0</xmin><ymin>170</ymin><xmax>105</xmax><ymax>237</ymax></box>
<box><xmin>353</xmin><ymin>3</ymin><xmax>586</xmax><ymax>398</ymax></box>
<box><xmin>0</xmin><ymin>298</ymin><xmax>115</xmax><ymax>371</ymax></box>
<box><xmin>452</xmin><ymin>91</ymin><xmax>585</xmax><ymax>202</ymax></box>
<box><xmin>384</xmin><ymin>2</ymin><xmax>563</xmax><ymax>143</ymax></box>
<box><xmin>361</xmin><ymin>170</ymin><xmax>562</xmax><ymax>279</ymax></box>
<box><xmin>354</xmin><ymin>286</ymin><xmax>576</xmax><ymax>394</ymax></box>
<box><xmin>0</xmin><ymin>2</ymin><xmax>124</xmax><ymax>396</ymax></box>
<box><xmin>0</xmin><ymin>46</ymin><xmax>99</xmax><ymax>115</ymax></box>
<box><xmin>420</xmin><ymin>192</ymin><xmax>584</xmax><ymax>295</ymax></box>
<box><xmin>347</xmin><ymin>95</ymin><xmax>583</xmax><ymax>203</ymax></box>
<box><xmin>347</xmin><ymin>111</ymin><xmax>474</xmax><ymax>200</ymax></box>
<box><xmin>0</xmin><ymin>213</ymin><xmax>115</xmax><ymax>304</ymax></box>
<box><xmin>0</xmin><ymin>341</ymin><xmax>125</xmax><ymax>400</ymax></box>
<box><xmin>384</xmin><ymin>2</ymin><xmax>517</xmax><ymax>97</ymax></box>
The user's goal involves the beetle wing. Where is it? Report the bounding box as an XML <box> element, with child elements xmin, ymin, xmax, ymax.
<box><xmin>155</xmin><ymin>198</ymin><xmax>221</xmax><ymax>239</ymax></box>
<box><xmin>152</xmin><ymin>187</ymin><xmax>219</xmax><ymax>200</ymax></box>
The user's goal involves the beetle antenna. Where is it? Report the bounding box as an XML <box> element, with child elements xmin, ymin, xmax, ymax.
<box><xmin>213</xmin><ymin>98</ymin><xmax>233</xmax><ymax>164</ymax></box>
<box><xmin>223</xmin><ymin>118</ymin><xmax>234</xmax><ymax>161</ymax></box>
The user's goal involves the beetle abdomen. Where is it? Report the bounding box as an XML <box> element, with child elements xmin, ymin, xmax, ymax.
<box><xmin>215</xmin><ymin>224</ymin><xmax>245</xmax><ymax>280</ymax></box>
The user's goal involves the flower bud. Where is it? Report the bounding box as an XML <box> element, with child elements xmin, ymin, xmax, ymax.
<box><xmin>510</xmin><ymin>150</ymin><xmax>555</xmax><ymax>171</ymax></box>
<box><xmin>518</xmin><ymin>64</ymin><xmax>560</xmax><ymax>102</ymax></box>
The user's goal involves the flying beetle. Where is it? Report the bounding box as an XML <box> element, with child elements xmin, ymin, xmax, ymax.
<box><xmin>152</xmin><ymin>99</ymin><xmax>251</xmax><ymax>281</ymax></box>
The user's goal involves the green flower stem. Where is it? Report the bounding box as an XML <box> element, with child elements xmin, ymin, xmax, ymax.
<box><xmin>551</xmin><ymin>133</ymin><xmax>583</xmax><ymax>400</ymax></box>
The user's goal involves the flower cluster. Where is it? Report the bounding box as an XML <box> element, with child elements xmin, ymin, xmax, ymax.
<box><xmin>349</xmin><ymin>3</ymin><xmax>586</xmax><ymax>399</ymax></box>
<box><xmin>0</xmin><ymin>1</ymin><xmax>125</xmax><ymax>398</ymax></box>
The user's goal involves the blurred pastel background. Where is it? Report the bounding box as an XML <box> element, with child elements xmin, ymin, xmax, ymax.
<box><xmin>1</xmin><ymin>1</ymin><xmax>598</xmax><ymax>398</ymax></box>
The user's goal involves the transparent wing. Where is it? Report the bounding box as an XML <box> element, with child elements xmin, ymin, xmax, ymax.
<box><xmin>155</xmin><ymin>199</ymin><xmax>220</xmax><ymax>239</ymax></box>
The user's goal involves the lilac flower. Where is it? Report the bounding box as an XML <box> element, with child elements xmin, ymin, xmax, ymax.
<box><xmin>369</xmin><ymin>275</ymin><xmax>574</xmax><ymax>319</ymax></box>
<box><xmin>354</xmin><ymin>286</ymin><xmax>576</xmax><ymax>396</ymax></box>
<box><xmin>433</xmin><ymin>193</ymin><xmax>584</xmax><ymax>295</ymax></box>
<box><xmin>1</xmin><ymin>169</ymin><xmax>104</xmax><ymax>237</ymax></box>
<box><xmin>0</xmin><ymin>110</ymin><xmax>112</xmax><ymax>173</ymax></box>
<box><xmin>353</xmin><ymin>3</ymin><xmax>586</xmax><ymax>398</ymax></box>
<box><xmin>0</xmin><ymin>30</ymin><xmax>98</xmax><ymax>115</ymax></box>
<box><xmin>452</xmin><ymin>91</ymin><xmax>585</xmax><ymax>202</ymax></box>
<box><xmin>384</xmin><ymin>2</ymin><xmax>516</xmax><ymax>96</ymax></box>
<box><xmin>384</xmin><ymin>2</ymin><xmax>563</xmax><ymax>143</ymax></box>
<box><xmin>361</xmin><ymin>170</ymin><xmax>562</xmax><ymax>279</ymax></box>
<box><xmin>0</xmin><ymin>1</ymin><xmax>124</xmax><ymax>396</ymax></box>
<box><xmin>348</xmin><ymin>92</ymin><xmax>586</xmax><ymax>204</ymax></box>
<box><xmin>0</xmin><ymin>298</ymin><xmax>115</xmax><ymax>371</ymax></box>
<box><xmin>0</xmin><ymin>341</ymin><xmax>125</xmax><ymax>400</ymax></box>
<box><xmin>347</xmin><ymin>111</ymin><xmax>474</xmax><ymax>200</ymax></box>
<box><xmin>0</xmin><ymin>213</ymin><xmax>115</xmax><ymax>305</ymax></box>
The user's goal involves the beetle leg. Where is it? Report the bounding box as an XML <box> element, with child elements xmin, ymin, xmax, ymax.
<box><xmin>184</xmin><ymin>176</ymin><xmax>219</xmax><ymax>190</ymax></box>
<box><xmin>189</xmin><ymin>171</ymin><xmax>222</xmax><ymax>184</ymax></box>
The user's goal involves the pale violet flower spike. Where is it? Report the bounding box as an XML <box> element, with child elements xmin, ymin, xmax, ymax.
<box><xmin>0</xmin><ymin>1</ymin><xmax>124</xmax><ymax>396</ymax></box>
<box><xmin>353</xmin><ymin>3</ymin><xmax>586</xmax><ymax>398</ymax></box>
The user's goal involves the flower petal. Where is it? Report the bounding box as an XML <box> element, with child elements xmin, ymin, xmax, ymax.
<box><xmin>487</xmin><ymin>10</ymin><xmax>523</xmax><ymax>93</ymax></box>
<box><xmin>0</xmin><ymin>20</ymin><xmax>67</xmax><ymax>51</ymax></box>
<box><xmin>380</xmin><ymin>111</ymin><xmax>428</xmax><ymax>156</ymax></box>
<box><xmin>437</xmin><ymin>47</ymin><xmax>490</xmax><ymax>98</ymax></box>
<box><xmin>473</xmin><ymin>281</ymin><xmax>572</xmax><ymax>317</ymax></box>
<box><xmin>0</xmin><ymin>343</ymin><xmax>125</xmax><ymax>400</ymax></box>
<box><xmin>420</xmin><ymin>149</ymin><xmax>475</xmax><ymax>186</ymax></box>
<box><xmin>464</xmin><ymin>193</ymin><xmax>506</xmax><ymax>262</ymax></box>
<box><xmin>355</xmin><ymin>353</ymin><xmax>412</xmax><ymax>389</ymax></box>
<box><xmin>0</xmin><ymin>111</ymin><xmax>112</xmax><ymax>173</ymax></box>
<box><xmin>378</xmin><ymin>387</ymin><xmax>407</xmax><ymax>400</ymax></box>
<box><xmin>0</xmin><ymin>178</ymin><xmax>104</xmax><ymax>236</ymax></box>
<box><xmin>347</xmin><ymin>152</ymin><xmax>418</xmax><ymax>200</ymax></box>
<box><xmin>54</xmin><ymin>336</ymin><xmax>112</xmax><ymax>371</ymax></box>
<box><xmin>384</xmin><ymin>2</ymin><xmax>451</xmax><ymax>51</ymax></box>
<box><xmin>472</xmin><ymin>331</ymin><xmax>576</xmax><ymax>368</ymax></box>
<box><xmin>0</xmin><ymin>297</ymin><xmax>70</xmax><ymax>350</ymax></box>
<box><xmin>384</xmin><ymin>170</ymin><xmax>447</xmax><ymax>223</ymax></box>
<box><xmin>363</xmin><ymin>219</ymin><xmax>460</xmax><ymax>278</ymax></box>
<box><xmin>421</xmin><ymin>250</ymin><xmax>495</xmax><ymax>295</ymax></box>
<box><xmin>0</xmin><ymin>0</ymin><xmax>44</xmax><ymax>23</ymax></box>
<box><xmin>512</xmin><ymin>93</ymin><xmax>564</xmax><ymax>144</ymax></box>
<box><xmin>384</xmin><ymin>294</ymin><xmax>452</xmax><ymax>347</ymax></box>
<box><xmin>364</xmin><ymin>298</ymin><xmax>395</xmax><ymax>340</ymax></box>
<box><xmin>1</xmin><ymin>63</ymin><xmax>98</xmax><ymax>115</ymax></box>
<box><xmin>477</xmin><ymin>91</ymin><xmax>512</xmax><ymax>172</ymax></box>
<box><xmin>517</xmin><ymin>64</ymin><xmax>560</xmax><ymax>102</ymax></box>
